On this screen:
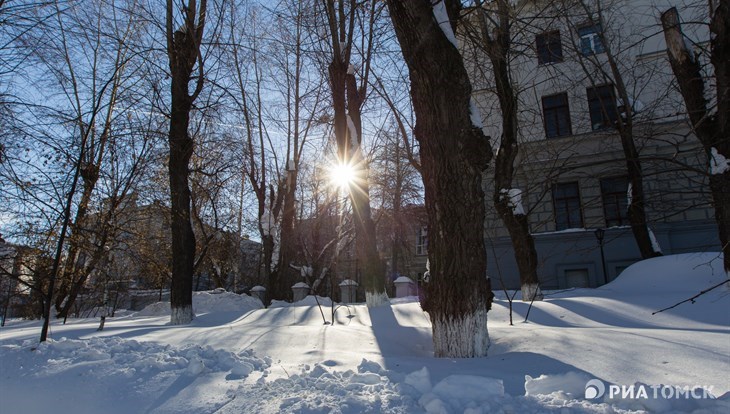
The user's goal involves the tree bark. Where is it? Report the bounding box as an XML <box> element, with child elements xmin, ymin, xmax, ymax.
<box><xmin>166</xmin><ymin>0</ymin><xmax>207</xmax><ymax>324</ymax></box>
<box><xmin>662</xmin><ymin>6</ymin><xmax>730</xmax><ymax>272</ymax></box>
<box><xmin>387</xmin><ymin>0</ymin><xmax>493</xmax><ymax>357</ymax></box>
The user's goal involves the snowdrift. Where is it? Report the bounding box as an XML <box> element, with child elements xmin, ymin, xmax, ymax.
<box><xmin>134</xmin><ymin>289</ymin><xmax>263</xmax><ymax>317</ymax></box>
<box><xmin>1</xmin><ymin>254</ymin><xmax>728</xmax><ymax>413</ymax></box>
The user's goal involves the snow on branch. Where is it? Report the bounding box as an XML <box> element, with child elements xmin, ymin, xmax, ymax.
<box><xmin>431</xmin><ymin>0</ymin><xmax>458</xmax><ymax>48</ymax></box>
<box><xmin>710</xmin><ymin>147</ymin><xmax>730</xmax><ymax>175</ymax></box>
<box><xmin>500</xmin><ymin>188</ymin><xmax>525</xmax><ymax>216</ymax></box>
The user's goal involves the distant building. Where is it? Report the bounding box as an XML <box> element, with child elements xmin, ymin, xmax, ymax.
<box><xmin>0</xmin><ymin>238</ymin><xmax>42</xmax><ymax>320</ymax></box>
<box><xmin>86</xmin><ymin>195</ymin><xmax>262</xmax><ymax>310</ymax></box>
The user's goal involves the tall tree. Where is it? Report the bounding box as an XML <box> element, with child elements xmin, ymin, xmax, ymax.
<box><xmin>386</xmin><ymin>0</ymin><xmax>494</xmax><ymax>357</ymax></box>
<box><xmin>562</xmin><ymin>0</ymin><xmax>660</xmax><ymax>259</ymax></box>
<box><xmin>165</xmin><ymin>0</ymin><xmax>207</xmax><ymax>324</ymax></box>
<box><xmin>467</xmin><ymin>0</ymin><xmax>543</xmax><ymax>300</ymax></box>
<box><xmin>321</xmin><ymin>0</ymin><xmax>387</xmax><ymax>306</ymax></box>
<box><xmin>662</xmin><ymin>4</ymin><xmax>730</xmax><ymax>272</ymax></box>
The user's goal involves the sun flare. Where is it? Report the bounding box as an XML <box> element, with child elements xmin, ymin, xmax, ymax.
<box><xmin>329</xmin><ymin>162</ymin><xmax>356</xmax><ymax>190</ymax></box>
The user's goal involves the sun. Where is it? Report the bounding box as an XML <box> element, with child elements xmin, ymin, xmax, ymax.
<box><xmin>329</xmin><ymin>162</ymin><xmax>356</xmax><ymax>190</ymax></box>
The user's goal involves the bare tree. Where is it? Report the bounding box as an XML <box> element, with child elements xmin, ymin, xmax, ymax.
<box><xmin>386</xmin><ymin>0</ymin><xmax>494</xmax><ymax>357</ymax></box>
<box><xmin>662</xmin><ymin>4</ymin><xmax>730</xmax><ymax>272</ymax></box>
<box><xmin>556</xmin><ymin>0</ymin><xmax>660</xmax><ymax>259</ymax></box>
<box><xmin>463</xmin><ymin>0</ymin><xmax>544</xmax><ymax>300</ymax></box>
<box><xmin>165</xmin><ymin>0</ymin><xmax>208</xmax><ymax>324</ymax></box>
<box><xmin>320</xmin><ymin>0</ymin><xmax>387</xmax><ymax>306</ymax></box>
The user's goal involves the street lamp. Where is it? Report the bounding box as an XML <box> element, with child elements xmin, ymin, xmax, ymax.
<box><xmin>594</xmin><ymin>228</ymin><xmax>608</xmax><ymax>285</ymax></box>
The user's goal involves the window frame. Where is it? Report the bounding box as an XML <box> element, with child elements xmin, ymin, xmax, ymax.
<box><xmin>577</xmin><ymin>24</ymin><xmax>605</xmax><ymax>56</ymax></box>
<box><xmin>542</xmin><ymin>92</ymin><xmax>572</xmax><ymax>138</ymax></box>
<box><xmin>587</xmin><ymin>84</ymin><xmax>618</xmax><ymax>130</ymax></box>
<box><xmin>536</xmin><ymin>30</ymin><xmax>564</xmax><ymax>65</ymax></box>
<box><xmin>600</xmin><ymin>176</ymin><xmax>630</xmax><ymax>227</ymax></box>
<box><xmin>552</xmin><ymin>182</ymin><xmax>584</xmax><ymax>231</ymax></box>
<box><xmin>416</xmin><ymin>226</ymin><xmax>428</xmax><ymax>256</ymax></box>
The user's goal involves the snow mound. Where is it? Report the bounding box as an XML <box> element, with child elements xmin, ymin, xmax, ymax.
<box><xmin>222</xmin><ymin>359</ymin><xmax>420</xmax><ymax>413</ymax></box>
<box><xmin>420</xmin><ymin>374</ymin><xmax>505</xmax><ymax>413</ymax></box>
<box><xmin>0</xmin><ymin>336</ymin><xmax>271</xmax><ymax>381</ymax></box>
<box><xmin>607</xmin><ymin>253</ymin><xmax>727</xmax><ymax>293</ymax></box>
<box><xmin>269</xmin><ymin>295</ymin><xmax>334</xmax><ymax>308</ymax></box>
<box><xmin>134</xmin><ymin>290</ymin><xmax>263</xmax><ymax>317</ymax></box>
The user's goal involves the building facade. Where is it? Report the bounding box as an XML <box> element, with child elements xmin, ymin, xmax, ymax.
<box><xmin>466</xmin><ymin>0</ymin><xmax>720</xmax><ymax>289</ymax></box>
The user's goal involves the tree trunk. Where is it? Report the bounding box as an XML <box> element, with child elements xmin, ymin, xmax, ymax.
<box><xmin>476</xmin><ymin>0</ymin><xmax>543</xmax><ymax>300</ymax></box>
<box><xmin>601</xmin><ymin>27</ymin><xmax>659</xmax><ymax>259</ymax></box>
<box><xmin>166</xmin><ymin>15</ymin><xmax>205</xmax><ymax>324</ymax></box>
<box><xmin>345</xmin><ymin>64</ymin><xmax>387</xmax><ymax>306</ymax></box>
<box><xmin>387</xmin><ymin>0</ymin><xmax>493</xmax><ymax>358</ymax></box>
<box><xmin>662</xmin><ymin>6</ymin><xmax>730</xmax><ymax>272</ymax></box>
<box><xmin>323</xmin><ymin>0</ymin><xmax>386</xmax><ymax>306</ymax></box>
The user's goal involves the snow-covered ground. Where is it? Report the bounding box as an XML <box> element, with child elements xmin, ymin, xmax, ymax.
<box><xmin>1</xmin><ymin>253</ymin><xmax>729</xmax><ymax>413</ymax></box>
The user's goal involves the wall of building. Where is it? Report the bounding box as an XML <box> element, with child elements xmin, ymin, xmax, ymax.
<box><xmin>466</xmin><ymin>0</ymin><xmax>721</xmax><ymax>289</ymax></box>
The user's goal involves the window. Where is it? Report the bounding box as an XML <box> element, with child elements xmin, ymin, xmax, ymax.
<box><xmin>600</xmin><ymin>176</ymin><xmax>629</xmax><ymax>227</ymax></box>
<box><xmin>416</xmin><ymin>226</ymin><xmax>428</xmax><ymax>256</ymax></box>
<box><xmin>542</xmin><ymin>93</ymin><xmax>572</xmax><ymax>138</ymax></box>
<box><xmin>552</xmin><ymin>182</ymin><xmax>583</xmax><ymax>230</ymax></box>
<box><xmin>587</xmin><ymin>84</ymin><xmax>618</xmax><ymax>130</ymax></box>
<box><xmin>578</xmin><ymin>24</ymin><xmax>605</xmax><ymax>56</ymax></box>
<box><xmin>536</xmin><ymin>31</ymin><xmax>563</xmax><ymax>64</ymax></box>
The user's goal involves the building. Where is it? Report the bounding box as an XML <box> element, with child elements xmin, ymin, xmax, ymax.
<box><xmin>466</xmin><ymin>0</ymin><xmax>720</xmax><ymax>289</ymax></box>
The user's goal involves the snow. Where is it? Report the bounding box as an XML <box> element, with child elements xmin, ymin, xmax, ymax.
<box><xmin>338</xmin><ymin>279</ymin><xmax>358</xmax><ymax>286</ymax></box>
<box><xmin>394</xmin><ymin>276</ymin><xmax>414</xmax><ymax>283</ymax></box>
<box><xmin>346</xmin><ymin>114</ymin><xmax>359</xmax><ymax>149</ymax></box>
<box><xmin>135</xmin><ymin>290</ymin><xmax>263</xmax><ymax>317</ymax></box>
<box><xmin>2</xmin><ymin>254</ymin><xmax>729</xmax><ymax>413</ymax></box>
<box><xmin>259</xmin><ymin>208</ymin><xmax>276</xmax><ymax>236</ymax></box>
<box><xmin>710</xmin><ymin>147</ymin><xmax>730</xmax><ymax>175</ymax></box>
<box><xmin>431</xmin><ymin>0</ymin><xmax>458</xmax><ymax>48</ymax></box>
<box><xmin>269</xmin><ymin>294</ymin><xmax>333</xmax><ymax>308</ymax></box>
<box><xmin>291</xmin><ymin>282</ymin><xmax>310</xmax><ymax>289</ymax></box>
<box><xmin>627</xmin><ymin>182</ymin><xmax>633</xmax><ymax>209</ymax></box>
<box><xmin>648</xmin><ymin>227</ymin><xmax>662</xmax><ymax>254</ymax></box>
<box><xmin>469</xmin><ymin>97</ymin><xmax>483</xmax><ymax>129</ymax></box>
<box><xmin>500</xmin><ymin>188</ymin><xmax>525</xmax><ymax>216</ymax></box>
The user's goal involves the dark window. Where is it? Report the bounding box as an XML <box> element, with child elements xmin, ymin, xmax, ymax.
<box><xmin>578</xmin><ymin>24</ymin><xmax>605</xmax><ymax>56</ymax></box>
<box><xmin>587</xmin><ymin>84</ymin><xmax>618</xmax><ymax>130</ymax></box>
<box><xmin>536</xmin><ymin>31</ymin><xmax>563</xmax><ymax>64</ymax></box>
<box><xmin>600</xmin><ymin>176</ymin><xmax>629</xmax><ymax>227</ymax></box>
<box><xmin>542</xmin><ymin>93</ymin><xmax>572</xmax><ymax>138</ymax></box>
<box><xmin>553</xmin><ymin>182</ymin><xmax>583</xmax><ymax>230</ymax></box>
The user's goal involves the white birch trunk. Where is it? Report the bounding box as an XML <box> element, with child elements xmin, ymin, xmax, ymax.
<box><xmin>521</xmin><ymin>283</ymin><xmax>544</xmax><ymax>302</ymax></box>
<box><xmin>431</xmin><ymin>307</ymin><xmax>490</xmax><ymax>358</ymax></box>
<box><xmin>365</xmin><ymin>290</ymin><xmax>389</xmax><ymax>308</ymax></box>
<box><xmin>171</xmin><ymin>305</ymin><xmax>194</xmax><ymax>325</ymax></box>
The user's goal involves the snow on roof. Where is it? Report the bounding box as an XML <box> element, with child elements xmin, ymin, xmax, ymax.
<box><xmin>338</xmin><ymin>279</ymin><xmax>358</xmax><ymax>286</ymax></box>
<box><xmin>393</xmin><ymin>276</ymin><xmax>414</xmax><ymax>283</ymax></box>
<box><xmin>291</xmin><ymin>282</ymin><xmax>310</xmax><ymax>289</ymax></box>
